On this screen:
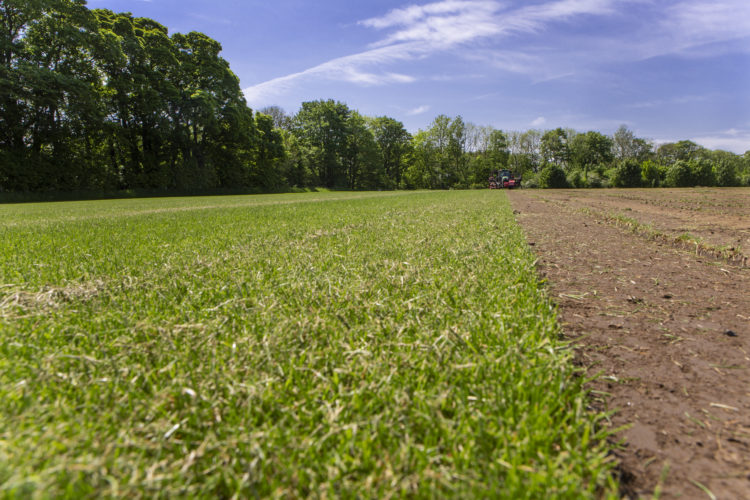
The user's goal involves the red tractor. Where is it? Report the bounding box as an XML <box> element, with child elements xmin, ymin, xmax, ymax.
<box><xmin>488</xmin><ymin>169</ymin><xmax>521</xmax><ymax>189</ymax></box>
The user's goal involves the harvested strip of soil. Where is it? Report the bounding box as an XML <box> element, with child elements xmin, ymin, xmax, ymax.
<box><xmin>520</xmin><ymin>188</ymin><xmax>750</xmax><ymax>267</ymax></box>
<box><xmin>509</xmin><ymin>189</ymin><xmax>750</xmax><ymax>499</ymax></box>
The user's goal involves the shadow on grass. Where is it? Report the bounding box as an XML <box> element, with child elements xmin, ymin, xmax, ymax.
<box><xmin>0</xmin><ymin>186</ymin><xmax>329</xmax><ymax>204</ymax></box>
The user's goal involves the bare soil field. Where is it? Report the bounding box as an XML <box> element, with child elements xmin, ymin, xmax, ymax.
<box><xmin>509</xmin><ymin>188</ymin><xmax>750</xmax><ymax>499</ymax></box>
<box><xmin>526</xmin><ymin>187</ymin><xmax>749</xmax><ymax>266</ymax></box>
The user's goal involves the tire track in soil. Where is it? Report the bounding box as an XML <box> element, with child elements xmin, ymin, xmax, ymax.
<box><xmin>508</xmin><ymin>190</ymin><xmax>750</xmax><ymax>499</ymax></box>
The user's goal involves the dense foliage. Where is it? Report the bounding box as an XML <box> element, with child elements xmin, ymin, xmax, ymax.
<box><xmin>539</xmin><ymin>164</ymin><xmax>568</xmax><ymax>189</ymax></box>
<box><xmin>1</xmin><ymin>0</ymin><xmax>281</xmax><ymax>192</ymax></box>
<box><xmin>1</xmin><ymin>1</ymin><xmax>749</xmax><ymax>194</ymax></box>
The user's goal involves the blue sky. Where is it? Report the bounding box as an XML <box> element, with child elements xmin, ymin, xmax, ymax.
<box><xmin>89</xmin><ymin>0</ymin><xmax>750</xmax><ymax>153</ymax></box>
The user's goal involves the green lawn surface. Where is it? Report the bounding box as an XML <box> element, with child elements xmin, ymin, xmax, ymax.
<box><xmin>0</xmin><ymin>190</ymin><xmax>615</xmax><ymax>498</ymax></box>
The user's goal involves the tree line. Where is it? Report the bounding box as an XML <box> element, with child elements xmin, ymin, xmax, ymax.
<box><xmin>520</xmin><ymin>127</ymin><xmax>750</xmax><ymax>189</ymax></box>
<box><xmin>2</xmin><ymin>1</ymin><xmax>749</xmax><ymax>195</ymax></box>
<box><xmin>1</xmin><ymin>0</ymin><xmax>283</xmax><ymax>193</ymax></box>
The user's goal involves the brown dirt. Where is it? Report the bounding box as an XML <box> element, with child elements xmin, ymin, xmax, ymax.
<box><xmin>522</xmin><ymin>188</ymin><xmax>750</xmax><ymax>265</ymax></box>
<box><xmin>508</xmin><ymin>188</ymin><xmax>750</xmax><ymax>499</ymax></box>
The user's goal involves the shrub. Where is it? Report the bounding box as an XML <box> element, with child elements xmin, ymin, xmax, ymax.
<box><xmin>538</xmin><ymin>164</ymin><xmax>568</xmax><ymax>188</ymax></box>
<box><xmin>715</xmin><ymin>160</ymin><xmax>740</xmax><ymax>187</ymax></box>
<box><xmin>611</xmin><ymin>159</ymin><xmax>642</xmax><ymax>187</ymax></box>
<box><xmin>539</xmin><ymin>163</ymin><xmax>568</xmax><ymax>189</ymax></box>
<box><xmin>522</xmin><ymin>175</ymin><xmax>539</xmax><ymax>189</ymax></box>
<box><xmin>640</xmin><ymin>160</ymin><xmax>663</xmax><ymax>187</ymax></box>
<box><xmin>566</xmin><ymin>169</ymin><xmax>585</xmax><ymax>188</ymax></box>
<box><xmin>585</xmin><ymin>172</ymin><xmax>603</xmax><ymax>188</ymax></box>
<box><xmin>690</xmin><ymin>159</ymin><xmax>715</xmax><ymax>186</ymax></box>
<box><xmin>665</xmin><ymin>160</ymin><xmax>693</xmax><ymax>187</ymax></box>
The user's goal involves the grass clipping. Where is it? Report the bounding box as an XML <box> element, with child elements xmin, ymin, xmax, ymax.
<box><xmin>0</xmin><ymin>191</ymin><xmax>617</xmax><ymax>498</ymax></box>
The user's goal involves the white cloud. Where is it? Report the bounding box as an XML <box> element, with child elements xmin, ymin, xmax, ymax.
<box><xmin>530</xmin><ymin>116</ymin><xmax>547</xmax><ymax>127</ymax></box>
<box><xmin>691</xmin><ymin>129</ymin><xmax>750</xmax><ymax>154</ymax></box>
<box><xmin>407</xmin><ymin>105</ymin><xmax>431</xmax><ymax>115</ymax></box>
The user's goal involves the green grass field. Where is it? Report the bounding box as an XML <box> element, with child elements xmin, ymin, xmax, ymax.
<box><xmin>0</xmin><ymin>190</ymin><xmax>616</xmax><ymax>498</ymax></box>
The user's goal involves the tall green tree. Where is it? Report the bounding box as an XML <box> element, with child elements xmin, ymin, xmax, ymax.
<box><xmin>293</xmin><ymin>99</ymin><xmax>351</xmax><ymax>188</ymax></box>
<box><xmin>540</xmin><ymin>128</ymin><xmax>570</xmax><ymax>169</ymax></box>
<box><xmin>569</xmin><ymin>131</ymin><xmax>614</xmax><ymax>182</ymax></box>
<box><xmin>408</xmin><ymin>114</ymin><xmax>472</xmax><ymax>188</ymax></box>
<box><xmin>570</xmin><ymin>131</ymin><xmax>613</xmax><ymax>169</ymax></box>
<box><xmin>0</xmin><ymin>0</ymin><xmax>44</xmax><ymax>188</ymax></box>
<box><xmin>172</xmin><ymin>31</ymin><xmax>258</xmax><ymax>189</ymax></box>
<box><xmin>0</xmin><ymin>2</ymin><xmax>273</xmax><ymax>193</ymax></box>
<box><xmin>342</xmin><ymin>112</ymin><xmax>382</xmax><ymax>189</ymax></box>
<box><xmin>466</xmin><ymin>128</ymin><xmax>509</xmax><ymax>186</ymax></box>
<box><xmin>403</xmin><ymin>129</ymin><xmax>438</xmax><ymax>189</ymax></box>
<box><xmin>403</xmin><ymin>115</ymin><xmax>453</xmax><ymax>189</ymax></box>
<box><xmin>259</xmin><ymin>105</ymin><xmax>293</xmax><ymax>131</ymax></box>
<box><xmin>612</xmin><ymin>125</ymin><xmax>653</xmax><ymax>163</ymax></box>
<box><xmin>1</xmin><ymin>0</ymin><xmax>106</xmax><ymax>190</ymax></box>
<box><xmin>93</xmin><ymin>11</ymin><xmax>180</xmax><ymax>188</ymax></box>
<box><xmin>656</xmin><ymin>140</ymin><xmax>705</xmax><ymax>166</ymax></box>
<box><xmin>252</xmin><ymin>112</ymin><xmax>285</xmax><ymax>189</ymax></box>
<box><xmin>278</xmin><ymin>130</ymin><xmax>314</xmax><ymax>188</ymax></box>
<box><xmin>447</xmin><ymin>116</ymin><xmax>468</xmax><ymax>187</ymax></box>
<box><xmin>486</xmin><ymin>129</ymin><xmax>510</xmax><ymax>167</ymax></box>
<box><xmin>508</xmin><ymin>130</ymin><xmax>541</xmax><ymax>174</ymax></box>
<box><xmin>369</xmin><ymin>116</ymin><xmax>411</xmax><ymax>188</ymax></box>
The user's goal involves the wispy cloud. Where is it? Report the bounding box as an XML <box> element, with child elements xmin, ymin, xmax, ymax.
<box><xmin>243</xmin><ymin>44</ymin><xmax>420</xmax><ymax>104</ymax></box>
<box><xmin>243</xmin><ymin>0</ymin><xmax>750</xmax><ymax>107</ymax></box>
<box><xmin>360</xmin><ymin>0</ymin><xmax>503</xmax><ymax>48</ymax></box>
<box><xmin>593</xmin><ymin>0</ymin><xmax>750</xmax><ymax>62</ymax></box>
<box><xmin>466</xmin><ymin>49</ymin><xmax>541</xmax><ymax>76</ymax></box>
<box><xmin>661</xmin><ymin>1</ymin><xmax>750</xmax><ymax>54</ymax></box>
<box><xmin>243</xmin><ymin>0</ymin><xmax>621</xmax><ymax>106</ymax></box>
<box><xmin>627</xmin><ymin>94</ymin><xmax>715</xmax><ymax>109</ymax></box>
<box><xmin>530</xmin><ymin>116</ymin><xmax>547</xmax><ymax>127</ymax></box>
